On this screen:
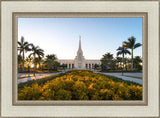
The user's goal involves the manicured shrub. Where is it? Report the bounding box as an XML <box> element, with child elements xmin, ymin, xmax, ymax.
<box><xmin>18</xmin><ymin>73</ymin><xmax>65</xmax><ymax>90</ymax></box>
<box><xmin>54</xmin><ymin>89</ymin><xmax>72</xmax><ymax>100</ymax></box>
<box><xmin>72</xmin><ymin>81</ymin><xmax>89</xmax><ymax>100</ymax></box>
<box><xmin>18</xmin><ymin>84</ymin><xmax>42</xmax><ymax>100</ymax></box>
<box><xmin>42</xmin><ymin>88</ymin><xmax>55</xmax><ymax>100</ymax></box>
<box><xmin>18</xmin><ymin>70</ymin><xmax>142</xmax><ymax>100</ymax></box>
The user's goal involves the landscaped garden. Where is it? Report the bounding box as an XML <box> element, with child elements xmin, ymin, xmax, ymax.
<box><xmin>18</xmin><ymin>70</ymin><xmax>142</xmax><ymax>100</ymax></box>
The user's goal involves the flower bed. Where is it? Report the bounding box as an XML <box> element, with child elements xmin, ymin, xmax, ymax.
<box><xmin>18</xmin><ymin>70</ymin><xmax>142</xmax><ymax>100</ymax></box>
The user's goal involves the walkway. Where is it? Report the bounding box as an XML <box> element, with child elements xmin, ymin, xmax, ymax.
<box><xmin>18</xmin><ymin>70</ymin><xmax>142</xmax><ymax>85</ymax></box>
<box><xmin>96</xmin><ymin>72</ymin><xmax>142</xmax><ymax>85</ymax></box>
<box><xmin>18</xmin><ymin>69</ymin><xmax>71</xmax><ymax>84</ymax></box>
<box><xmin>18</xmin><ymin>72</ymin><xmax>61</xmax><ymax>84</ymax></box>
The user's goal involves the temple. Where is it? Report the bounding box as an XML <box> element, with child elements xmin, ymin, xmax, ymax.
<box><xmin>58</xmin><ymin>36</ymin><xmax>101</xmax><ymax>69</ymax></box>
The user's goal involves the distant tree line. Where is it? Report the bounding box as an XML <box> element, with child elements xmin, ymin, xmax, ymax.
<box><xmin>100</xmin><ymin>36</ymin><xmax>142</xmax><ymax>74</ymax></box>
<box><xmin>18</xmin><ymin>36</ymin><xmax>61</xmax><ymax>75</ymax></box>
<box><xmin>18</xmin><ymin>36</ymin><xmax>142</xmax><ymax>75</ymax></box>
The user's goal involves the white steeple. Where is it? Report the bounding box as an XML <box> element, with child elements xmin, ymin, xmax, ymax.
<box><xmin>76</xmin><ymin>35</ymin><xmax>84</xmax><ymax>62</ymax></box>
<box><xmin>79</xmin><ymin>35</ymin><xmax>81</xmax><ymax>50</ymax></box>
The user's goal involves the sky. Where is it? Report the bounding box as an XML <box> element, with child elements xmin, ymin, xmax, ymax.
<box><xmin>18</xmin><ymin>18</ymin><xmax>142</xmax><ymax>59</ymax></box>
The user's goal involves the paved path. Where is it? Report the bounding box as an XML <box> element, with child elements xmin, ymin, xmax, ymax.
<box><xmin>96</xmin><ymin>72</ymin><xmax>142</xmax><ymax>85</ymax></box>
<box><xmin>18</xmin><ymin>70</ymin><xmax>71</xmax><ymax>84</ymax></box>
<box><xmin>106</xmin><ymin>73</ymin><xmax>142</xmax><ymax>77</ymax></box>
<box><xmin>18</xmin><ymin>71</ymin><xmax>142</xmax><ymax>85</ymax></box>
<box><xmin>18</xmin><ymin>72</ymin><xmax>60</xmax><ymax>84</ymax></box>
<box><xmin>18</xmin><ymin>73</ymin><xmax>61</xmax><ymax>78</ymax></box>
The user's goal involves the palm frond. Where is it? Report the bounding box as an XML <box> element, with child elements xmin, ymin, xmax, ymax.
<box><xmin>23</xmin><ymin>41</ymin><xmax>29</xmax><ymax>46</ymax></box>
<box><xmin>18</xmin><ymin>41</ymin><xmax>22</xmax><ymax>46</ymax></box>
<box><xmin>134</xmin><ymin>43</ymin><xmax>142</xmax><ymax>49</ymax></box>
<box><xmin>29</xmin><ymin>53</ymin><xmax>34</xmax><ymax>58</ymax></box>
<box><xmin>117</xmin><ymin>51</ymin><xmax>122</xmax><ymax>56</ymax></box>
<box><xmin>123</xmin><ymin>41</ymin><xmax>130</xmax><ymax>48</ymax></box>
<box><xmin>124</xmin><ymin>49</ymin><xmax>131</xmax><ymax>55</ymax></box>
<box><xmin>117</xmin><ymin>46</ymin><xmax>123</xmax><ymax>51</ymax></box>
<box><xmin>125</xmin><ymin>36</ymin><xmax>136</xmax><ymax>48</ymax></box>
<box><xmin>21</xmin><ymin>36</ymin><xmax>24</xmax><ymax>44</ymax></box>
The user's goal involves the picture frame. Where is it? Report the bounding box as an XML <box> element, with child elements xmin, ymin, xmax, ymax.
<box><xmin>1</xmin><ymin>0</ymin><xmax>159</xmax><ymax>117</ymax></box>
<box><xmin>13</xmin><ymin>12</ymin><xmax>147</xmax><ymax>106</ymax></box>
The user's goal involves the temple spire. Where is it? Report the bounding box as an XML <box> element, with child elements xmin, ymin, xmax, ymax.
<box><xmin>79</xmin><ymin>35</ymin><xmax>81</xmax><ymax>50</ymax></box>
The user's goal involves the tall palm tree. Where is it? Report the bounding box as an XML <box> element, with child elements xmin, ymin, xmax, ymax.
<box><xmin>123</xmin><ymin>36</ymin><xmax>142</xmax><ymax>71</ymax></box>
<box><xmin>29</xmin><ymin>44</ymin><xmax>44</xmax><ymax>76</ymax></box>
<box><xmin>18</xmin><ymin>36</ymin><xmax>32</xmax><ymax>72</ymax></box>
<box><xmin>117</xmin><ymin>46</ymin><xmax>131</xmax><ymax>75</ymax></box>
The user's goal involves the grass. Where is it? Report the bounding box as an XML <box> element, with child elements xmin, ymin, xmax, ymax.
<box><xmin>99</xmin><ymin>74</ymin><xmax>142</xmax><ymax>86</ymax></box>
<box><xmin>124</xmin><ymin>75</ymin><xmax>142</xmax><ymax>79</ymax></box>
<box><xmin>101</xmin><ymin>70</ymin><xmax>142</xmax><ymax>73</ymax></box>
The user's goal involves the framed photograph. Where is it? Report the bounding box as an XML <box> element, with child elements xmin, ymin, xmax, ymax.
<box><xmin>1</xmin><ymin>0</ymin><xmax>159</xmax><ymax>117</ymax></box>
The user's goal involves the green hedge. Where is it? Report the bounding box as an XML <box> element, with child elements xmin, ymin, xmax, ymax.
<box><xmin>18</xmin><ymin>73</ymin><xmax>65</xmax><ymax>90</ymax></box>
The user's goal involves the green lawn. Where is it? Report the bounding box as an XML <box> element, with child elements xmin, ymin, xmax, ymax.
<box><xmin>124</xmin><ymin>75</ymin><xmax>142</xmax><ymax>79</ymax></box>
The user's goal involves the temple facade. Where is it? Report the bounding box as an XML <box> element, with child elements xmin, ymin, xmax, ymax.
<box><xmin>58</xmin><ymin>36</ymin><xmax>101</xmax><ymax>69</ymax></box>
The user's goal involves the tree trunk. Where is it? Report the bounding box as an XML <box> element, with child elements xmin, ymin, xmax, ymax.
<box><xmin>131</xmin><ymin>48</ymin><xmax>133</xmax><ymax>71</ymax></box>
<box><xmin>18</xmin><ymin>65</ymin><xmax>20</xmax><ymax>72</ymax></box>
<box><xmin>48</xmin><ymin>65</ymin><xmax>49</xmax><ymax>72</ymax></box>
<box><xmin>28</xmin><ymin>64</ymin><xmax>30</xmax><ymax>72</ymax></box>
<box><xmin>122</xmin><ymin>54</ymin><xmax>124</xmax><ymax>76</ymax></box>
<box><xmin>126</xmin><ymin>62</ymin><xmax>128</xmax><ymax>71</ymax></box>
<box><xmin>41</xmin><ymin>65</ymin><xmax>43</xmax><ymax>71</ymax></box>
<box><xmin>22</xmin><ymin>50</ymin><xmax>25</xmax><ymax>72</ymax></box>
<box><xmin>39</xmin><ymin>63</ymin><xmax>40</xmax><ymax>70</ymax></box>
<box><xmin>34</xmin><ymin>64</ymin><xmax>36</xmax><ymax>76</ymax></box>
<box><xmin>34</xmin><ymin>55</ymin><xmax>36</xmax><ymax>76</ymax></box>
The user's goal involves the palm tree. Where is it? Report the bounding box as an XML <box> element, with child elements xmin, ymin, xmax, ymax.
<box><xmin>43</xmin><ymin>59</ymin><xmax>50</xmax><ymax>72</ymax></box>
<box><xmin>52</xmin><ymin>61</ymin><xmax>60</xmax><ymax>71</ymax></box>
<box><xmin>34</xmin><ymin>56</ymin><xmax>44</xmax><ymax>71</ymax></box>
<box><xmin>100</xmin><ymin>53</ymin><xmax>114</xmax><ymax>71</ymax></box>
<box><xmin>25</xmin><ymin>57</ymin><xmax>33</xmax><ymax>72</ymax></box>
<box><xmin>43</xmin><ymin>54</ymin><xmax>57</xmax><ymax>72</ymax></box>
<box><xmin>33</xmin><ymin>57</ymin><xmax>41</xmax><ymax>70</ymax></box>
<box><xmin>29</xmin><ymin>44</ymin><xmax>44</xmax><ymax>76</ymax></box>
<box><xmin>60</xmin><ymin>64</ymin><xmax>67</xmax><ymax>70</ymax></box>
<box><xmin>37</xmin><ymin>57</ymin><xmax>44</xmax><ymax>71</ymax></box>
<box><xmin>18</xmin><ymin>55</ymin><xmax>23</xmax><ymax>72</ymax></box>
<box><xmin>133</xmin><ymin>56</ymin><xmax>142</xmax><ymax>71</ymax></box>
<box><xmin>123</xmin><ymin>36</ymin><xmax>142</xmax><ymax>71</ymax></box>
<box><xmin>18</xmin><ymin>36</ymin><xmax>32</xmax><ymax>72</ymax></box>
<box><xmin>123</xmin><ymin>57</ymin><xmax>129</xmax><ymax>71</ymax></box>
<box><xmin>116</xmin><ymin>57</ymin><xmax>122</xmax><ymax>70</ymax></box>
<box><xmin>117</xmin><ymin>46</ymin><xmax>131</xmax><ymax>75</ymax></box>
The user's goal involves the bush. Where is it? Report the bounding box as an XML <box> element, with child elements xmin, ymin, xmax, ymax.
<box><xmin>72</xmin><ymin>81</ymin><xmax>89</xmax><ymax>100</ymax></box>
<box><xmin>18</xmin><ymin>84</ymin><xmax>42</xmax><ymax>100</ymax></box>
<box><xmin>18</xmin><ymin>70</ymin><xmax>142</xmax><ymax>100</ymax></box>
<box><xmin>54</xmin><ymin>89</ymin><xmax>72</xmax><ymax>100</ymax></box>
<box><xmin>18</xmin><ymin>73</ymin><xmax>65</xmax><ymax>90</ymax></box>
